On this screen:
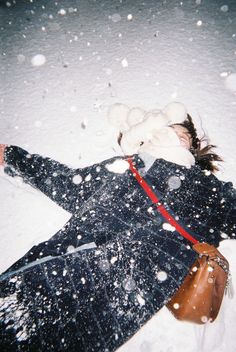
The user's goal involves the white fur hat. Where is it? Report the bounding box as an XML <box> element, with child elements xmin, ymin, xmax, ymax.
<box><xmin>107</xmin><ymin>101</ymin><xmax>194</xmax><ymax>168</ymax></box>
<box><xmin>107</xmin><ymin>101</ymin><xmax>187</xmax><ymax>132</ymax></box>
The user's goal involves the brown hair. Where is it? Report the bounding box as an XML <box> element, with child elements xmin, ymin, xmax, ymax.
<box><xmin>178</xmin><ymin>114</ymin><xmax>222</xmax><ymax>173</ymax></box>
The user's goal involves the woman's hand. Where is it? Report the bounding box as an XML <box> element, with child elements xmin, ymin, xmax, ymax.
<box><xmin>0</xmin><ymin>144</ymin><xmax>7</xmax><ymax>166</ymax></box>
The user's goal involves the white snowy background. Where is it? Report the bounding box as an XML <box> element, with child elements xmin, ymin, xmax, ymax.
<box><xmin>0</xmin><ymin>0</ymin><xmax>236</xmax><ymax>351</ymax></box>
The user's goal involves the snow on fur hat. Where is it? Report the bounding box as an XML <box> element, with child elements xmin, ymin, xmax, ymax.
<box><xmin>107</xmin><ymin>102</ymin><xmax>194</xmax><ymax>168</ymax></box>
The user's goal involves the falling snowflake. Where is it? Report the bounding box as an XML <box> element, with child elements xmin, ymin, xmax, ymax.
<box><xmin>110</xmin><ymin>256</ymin><xmax>118</xmax><ymax>264</ymax></box>
<box><xmin>220</xmin><ymin>5</ymin><xmax>228</xmax><ymax>12</ymax></box>
<box><xmin>58</xmin><ymin>9</ymin><xmax>67</xmax><ymax>15</ymax></box>
<box><xmin>201</xmin><ymin>315</ymin><xmax>208</xmax><ymax>323</ymax></box>
<box><xmin>173</xmin><ymin>302</ymin><xmax>180</xmax><ymax>309</ymax></box>
<box><xmin>225</xmin><ymin>73</ymin><xmax>236</xmax><ymax>93</ymax></box>
<box><xmin>156</xmin><ymin>271</ymin><xmax>168</xmax><ymax>282</ymax></box>
<box><xmin>70</xmin><ymin>105</ymin><xmax>78</xmax><ymax>113</ymax></box>
<box><xmin>98</xmin><ymin>259</ymin><xmax>110</xmax><ymax>271</ymax></box>
<box><xmin>67</xmin><ymin>245</ymin><xmax>75</xmax><ymax>253</ymax></box>
<box><xmin>137</xmin><ymin>294</ymin><xmax>146</xmax><ymax>306</ymax></box>
<box><xmin>121</xmin><ymin>58</ymin><xmax>128</xmax><ymax>68</ymax></box>
<box><xmin>72</xmin><ymin>174</ymin><xmax>82</xmax><ymax>184</ymax></box>
<box><xmin>111</xmin><ymin>13</ymin><xmax>121</xmax><ymax>23</ymax></box>
<box><xmin>192</xmin><ymin>266</ymin><xmax>198</xmax><ymax>272</ymax></box>
<box><xmin>220</xmin><ymin>71</ymin><xmax>228</xmax><ymax>78</ymax></box>
<box><xmin>207</xmin><ymin>266</ymin><xmax>214</xmax><ymax>272</ymax></box>
<box><xmin>68</xmin><ymin>7</ymin><xmax>78</xmax><ymax>13</ymax></box>
<box><xmin>31</xmin><ymin>54</ymin><xmax>46</xmax><ymax>67</ymax></box>
<box><xmin>220</xmin><ymin>232</ymin><xmax>229</xmax><ymax>239</ymax></box>
<box><xmin>167</xmin><ymin>175</ymin><xmax>181</xmax><ymax>190</ymax></box>
<box><xmin>162</xmin><ymin>223</ymin><xmax>175</xmax><ymax>232</ymax></box>
<box><xmin>123</xmin><ymin>276</ymin><xmax>136</xmax><ymax>292</ymax></box>
<box><xmin>85</xmin><ymin>174</ymin><xmax>92</xmax><ymax>182</ymax></box>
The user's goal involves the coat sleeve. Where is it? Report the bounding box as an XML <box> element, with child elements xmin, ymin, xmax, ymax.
<box><xmin>218</xmin><ymin>181</ymin><xmax>236</xmax><ymax>240</ymax></box>
<box><xmin>3</xmin><ymin>146</ymin><xmax>124</xmax><ymax>213</ymax></box>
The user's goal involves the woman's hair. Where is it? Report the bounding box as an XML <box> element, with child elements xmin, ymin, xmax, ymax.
<box><xmin>179</xmin><ymin>114</ymin><xmax>222</xmax><ymax>173</ymax></box>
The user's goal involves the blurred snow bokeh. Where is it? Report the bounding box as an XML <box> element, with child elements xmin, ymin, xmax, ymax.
<box><xmin>0</xmin><ymin>0</ymin><xmax>236</xmax><ymax>351</ymax></box>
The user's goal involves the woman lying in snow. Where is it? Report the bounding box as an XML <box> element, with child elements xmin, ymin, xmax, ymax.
<box><xmin>0</xmin><ymin>102</ymin><xmax>235</xmax><ymax>352</ymax></box>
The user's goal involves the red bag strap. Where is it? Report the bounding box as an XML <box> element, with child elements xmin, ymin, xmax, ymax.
<box><xmin>127</xmin><ymin>158</ymin><xmax>199</xmax><ymax>245</ymax></box>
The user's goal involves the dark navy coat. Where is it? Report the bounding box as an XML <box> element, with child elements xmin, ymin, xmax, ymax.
<box><xmin>0</xmin><ymin>146</ymin><xmax>236</xmax><ymax>352</ymax></box>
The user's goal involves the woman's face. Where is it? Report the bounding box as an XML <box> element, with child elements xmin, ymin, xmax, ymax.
<box><xmin>171</xmin><ymin>124</ymin><xmax>192</xmax><ymax>150</ymax></box>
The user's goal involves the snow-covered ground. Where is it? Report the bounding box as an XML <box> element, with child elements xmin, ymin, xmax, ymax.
<box><xmin>0</xmin><ymin>0</ymin><xmax>236</xmax><ymax>351</ymax></box>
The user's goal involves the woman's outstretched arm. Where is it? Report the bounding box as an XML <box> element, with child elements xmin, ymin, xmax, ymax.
<box><xmin>1</xmin><ymin>144</ymin><xmax>123</xmax><ymax>213</ymax></box>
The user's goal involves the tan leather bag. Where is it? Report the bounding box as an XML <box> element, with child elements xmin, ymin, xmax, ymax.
<box><xmin>167</xmin><ymin>242</ymin><xmax>229</xmax><ymax>324</ymax></box>
<box><xmin>128</xmin><ymin>159</ymin><xmax>230</xmax><ymax>325</ymax></box>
